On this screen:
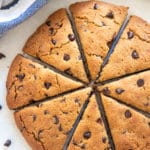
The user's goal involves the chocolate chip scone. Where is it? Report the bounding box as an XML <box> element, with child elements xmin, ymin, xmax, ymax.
<box><xmin>6</xmin><ymin>55</ymin><xmax>83</xmax><ymax>109</ymax></box>
<box><xmin>101</xmin><ymin>94</ymin><xmax>150</xmax><ymax>150</ymax></box>
<box><xmin>68</xmin><ymin>94</ymin><xmax>110</xmax><ymax>150</ymax></box>
<box><xmin>14</xmin><ymin>88</ymin><xmax>92</xmax><ymax>150</ymax></box>
<box><xmin>23</xmin><ymin>8</ymin><xmax>88</xmax><ymax>83</ymax></box>
<box><xmin>6</xmin><ymin>1</ymin><xmax>150</xmax><ymax>150</ymax></box>
<box><xmin>70</xmin><ymin>1</ymin><xmax>128</xmax><ymax>80</ymax></box>
<box><xmin>98</xmin><ymin>16</ymin><xmax>150</xmax><ymax>82</ymax></box>
<box><xmin>98</xmin><ymin>70</ymin><xmax>150</xmax><ymax>113</ymax></box>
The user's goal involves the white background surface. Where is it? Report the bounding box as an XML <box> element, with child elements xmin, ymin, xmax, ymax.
<box><xmin>0</xmin><ymin>0</ymin><xmax>150</xmax><ymax>149</ymax></box>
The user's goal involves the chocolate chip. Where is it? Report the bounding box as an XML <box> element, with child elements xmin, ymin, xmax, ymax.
<box><xmin>58</xmin><ymin>124</ymin><xmax>63</xmax><ymax>131</ymax></box>
<box><xmin>0</xmin><ymin>105</ymin><xmax>2</xmax><ymax>110</ymax></box>
<box><xmin>0</xmin><ymin>53</ymin><xmax>6</xmax><ymax>59</ymax></box>
<box><xmin>44</xmin><ymin>82</ymin><xmax>51</xmax><ymax>89</ymax></box>
<box><xmin>49</xmin><ymin>27</ymin><xmax>54</xmax><ymax>35</ymax></box>
<box><xmin>68</xmin><ymin>34</ymin><xmax>75</xmax><ymax>41</ymax></box>
<box><xmin>102</xmin><ymin>137</ymin><xmax>107</xmax><ymax>143</ymax></box>
<box><xmin>4</xmin><ymin>139</ymin><xmax>11</xmax><ymax>147</ymax></box>
<box><xmin>53</xmin><ymin>115</ymin><xmax>59</xmax><ymax>124</ymax></box>
<box><xmin>51</xmin><ymin>39</ymin><xmax>57</xmax><ymax>45</ymax></box>
<box><xmin>125</xmin><ymin>110</ymin><xmax>132</xmax><ymax>118</ymax></box>
<box><xmin>131</xmin><ymin>50</ymin><xmax>139</xmax><ymax>59</ymax></box>
<box><xmin>102</xmin><ymin>87</ymin><xmax>110</xmax><ymax>95</ymax></box>
<box><xmin>127</xmin><ymin>31</ymin><xmax>134</xmax><ymax>39</ymax></box>
<box><xmin>44</xmin><ymin>110</ymin><xmax>49</xmax><ymax>115</ymax></box>
<box><xmin>93</xmin><ymin>3</ymin><xmax>99</xmax><ymax>10</ymax></box>
<box><xmin>96</xmin><ymin>117</ymin><xmax>102</xmax><ymax>124</ymax></box>
<box><xmin>148</xmin><ymin>122</ymin><xmax>150</xmax><ymax>127</ymax></box>
<box><xmin>81</xmin><ymin>144</ymin><xmax>86</xmax><ymax>149</ymax></box>
<box><xmin>63</xmin><ymin>54</ymin><xmax>70</xmax><ymax>61</ymax></box>
<box><xmin>107</xmin><ymin>40</ymin><xmax>113</xmax><ymax>49</ymax></box>
<box><xmin>137</xmin><ymin>79</ymin><xmax>144</xmax><ymax>87</ymax></box>
<box><xmin>16</xmin><ymin>73</ymin><xmax>25</xmax><ymax>81</ymax></box>
<box><xmin>106</xmin><ymin>11</ymin><xmax>114</xmax><ymax>19</ymax></box>
<box><xmin>83</xmin><ymin>131</ymin><xmax>91</xmax><ymax>139</ymax></box>
<box><xmin>32</xmin><ymin>114</ymin><xmax>36</xmax><ymax>122</ymax></box>
<box><xmin>46</xmin><ymin>21</ymin><xmax>51</xmax><ymax>26</ymax></box>
<box><xmin>115</xmin><ymin>88</ymin><xmax>125</xmax><ymax>94</ymax></box>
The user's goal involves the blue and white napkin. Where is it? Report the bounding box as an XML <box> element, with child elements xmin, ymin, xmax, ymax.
<box><xmin>0</xmin><ymin>0</ymin><xmax>48</xmax><ymax>37</ymax></box>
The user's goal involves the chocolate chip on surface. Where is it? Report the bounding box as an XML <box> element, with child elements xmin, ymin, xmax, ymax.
<box><xmin>4</xmin><ymin>139</ymin><xmax>11</xmax><ymax>147</ymax></box>
<box><xmin>16</xmin><ymin>73</ymin><xmax>25</xmax><ymax>81</ymax></box>
<box><xmin>106</xmin><ymin>11</ymin><xmax>114</xmax><ymax>19</ymax></box>
<box><xmin>102</xmin><ymin>87</ymin><xmax>110</xmax><ymax>95</ymax></box>
<box><xmin>0</xmin><ymin>53</ymin><xmax>6</xmax><ymax>59</ymax></box>
<box><xmin>83</xmin><ymin>131</ymin><xmax>91</xmax><ymax>139</ymax></box>
<box><xmin>53</xmin><ymin>115</ymin><xmax>59</xmax><ymax>124</ymax></box>
<box><xmin>127</xmin><ymin>31</ymin><xmax>134</xmax><ymax>39</ymax></box>
<box><xmin>63</xmin><ymin>54</ymin><xmax>70</xmax><ymax>61</ymax></box>
<box><xmin>58</xmin><ymin>124</ymin><xmax>63</xmax><ymax>131</ymax></box>
<box><xmin>131</xmin><ymin>50</ymin><xmax>139</xmax><ymax>59</ymax></box>
<box><xmin>49</xmin><ymin>27</ymin><xmax>54</xmax><ymax>35</ymax></box>
<box><xmin>102</xmin><ymin>137</ymin><xmax>107</xmax><ymax>143</ymax></box>
<box><xmin>93</xmin><ymin>3</ymin><xmax>99</xmax><ymax>10</ymax></box>
<box><xmin>81</xmin><ymin>144</ymin><xmax>86</xmax><ymax>149</ymax></box>
<box><xmin>46</xmin><ymin>21</ymin><xmax>51</xmax><ymax>26</ymax></box>
<box><xmin>44</xmin><ymin>110</ymin><xmax>49</xmax><ymax>115</ymax></box>
<box><xmin>51</xmin><ymin>39</ymin><xmax>57</xmax><ymax>45</ymax></box>
<box><xmin>68</xmin><ymin>34</ymin><xmax>75</xmax><ymax>41</ymax></box>
<box><xmin>44</xmin><ymin>82</ymin><xmax>51</xmax><ymax>89</ymax></box>
<box><xmin>124</xmin><ymin>110</ymin><xmax>132</xmax><ymax>118</ymax></box>
<box><xmin>137</xmin><ymin>79</ymin><xmax>144</xmax><ymax>87</ymax></box>
<box><xmin>96</xmin><ymin>117</ymin><xmax>102</xmax><ymax>124</ymax></box>
<box><xmin>0</xmin><ymin>105</ymin><xmax>2</xmax><ymax>110</ymax></box>
<box><xmin>115</xmin><ymin>88</ymin><xmax>125</xmax><ymax>94</ymax></box>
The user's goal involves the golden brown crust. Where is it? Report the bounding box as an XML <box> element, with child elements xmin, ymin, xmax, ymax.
<box><xmin>101</xmin><ymin>94</ymin><xmax>150</xmax><ymax>150</ymax></box>
<box><xmin>23</xmin><ymin>8</ymin><xmax>88</xmax><ymax>83</ymax></box>
<box><xmin>99</xmin><ymin>16</ymin><xmax>150</xmax><ymax>82</ymax></box>
<box><xmin>68</xmin><ymin>95</ymin><xmax>110</xmax><ymax>150</ymax></box>
<box><xmin>6</xmin><ymin>55</ymin><xmax>83</xmax><ymax>109</ymax></box>
<box><xmin>14</xmin><ymin>88</ymin><xmax>92</xmax><ymax>150</ymax></box>
<box><xmin>70</xmin><ymin>1</ymin><xmax>128</xmax><ymax>79</ymax></box>
<box><xmin>98</xmin><ymin>71</ymin><xmax>150</xmax><ymax>113</ymax></box>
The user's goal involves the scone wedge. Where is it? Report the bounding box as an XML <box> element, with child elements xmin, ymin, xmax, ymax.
<box><xmin>23</xmin><ymin>8</ymin><xmax>88</xmax><ymax>83</ymax></box>
<box><xmin>14</xmin><ymin>88</ymin><xmax>92</xmax><ymax>150</ymax></box>
<box><xmin>101</xmin><ymin>94</ymin><xmax>150</xmax><ymax>150</ymax></box>
<box><xmin>68</xmin><ymin>94</ymin><xmax>110</xmax><ymax>150</ymax></box>
<box><xmin>70</xmin><ymin>1</ymin><xmax>128</xmax><ymax>80</ymax></box>
<box><xmin>99</xmin><ymin>16</ymin><xmax>150</xmax><ymax>82</ymax></box>
<box><xmin>6</xmin><ymin>55</ymin><xmax>84</xmax><ymax>109</ymax></box>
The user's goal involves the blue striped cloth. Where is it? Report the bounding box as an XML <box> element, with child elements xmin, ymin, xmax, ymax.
<box><xmin>0</xmin><ymin>0</ymin><xmax>48</xmax><ymax>37</ymax></box>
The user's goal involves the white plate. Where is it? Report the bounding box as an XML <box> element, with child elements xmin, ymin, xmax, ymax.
<box><xmin>0</xmin><ymin>0</ymin><xmax>150</xmax><ymax>149</ymax></box>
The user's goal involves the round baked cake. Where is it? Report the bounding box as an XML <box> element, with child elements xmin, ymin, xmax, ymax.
<box><xmin>6</xmin><ymin>1</ymin><xmax>150</xmax><ymax>150</ymax></box>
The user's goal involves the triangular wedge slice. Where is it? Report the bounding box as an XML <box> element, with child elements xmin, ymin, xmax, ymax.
<box><xmin>98</xmin><ymin>71</ymin><xmax>150</xmax><ymax>113</ymax></box>
<box><xmin>68</xmin><ymin>94</ymin><xmax>110</xmax><ymax>150</ymax></box>
<box><xmin>99</xmin><ymin>16</ymin><xmax>150</xmax><ymax>82</ymax></box>
<box><xmin>14</xmin><ymin>88</ymin><xmax>92</xmax><ymax>150</ymax></box>
<box><xmin>6</xmin><ymin>55</ymin><xmax>84</xmax><ymax>109</ymax></box>
<box><xmin>23</xmin><ymin>8</ymin><xmax>88</xmax><ymax>83</ymax></box>
<box><xmin>70</xmin><ymin>1</ymin><xmax>128</xmax><ymax>80</ymax></box>
<box><xmin>101</xmin><ymin>94</ymin><xmax>150</xmax><ymax>150</ymax></box>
